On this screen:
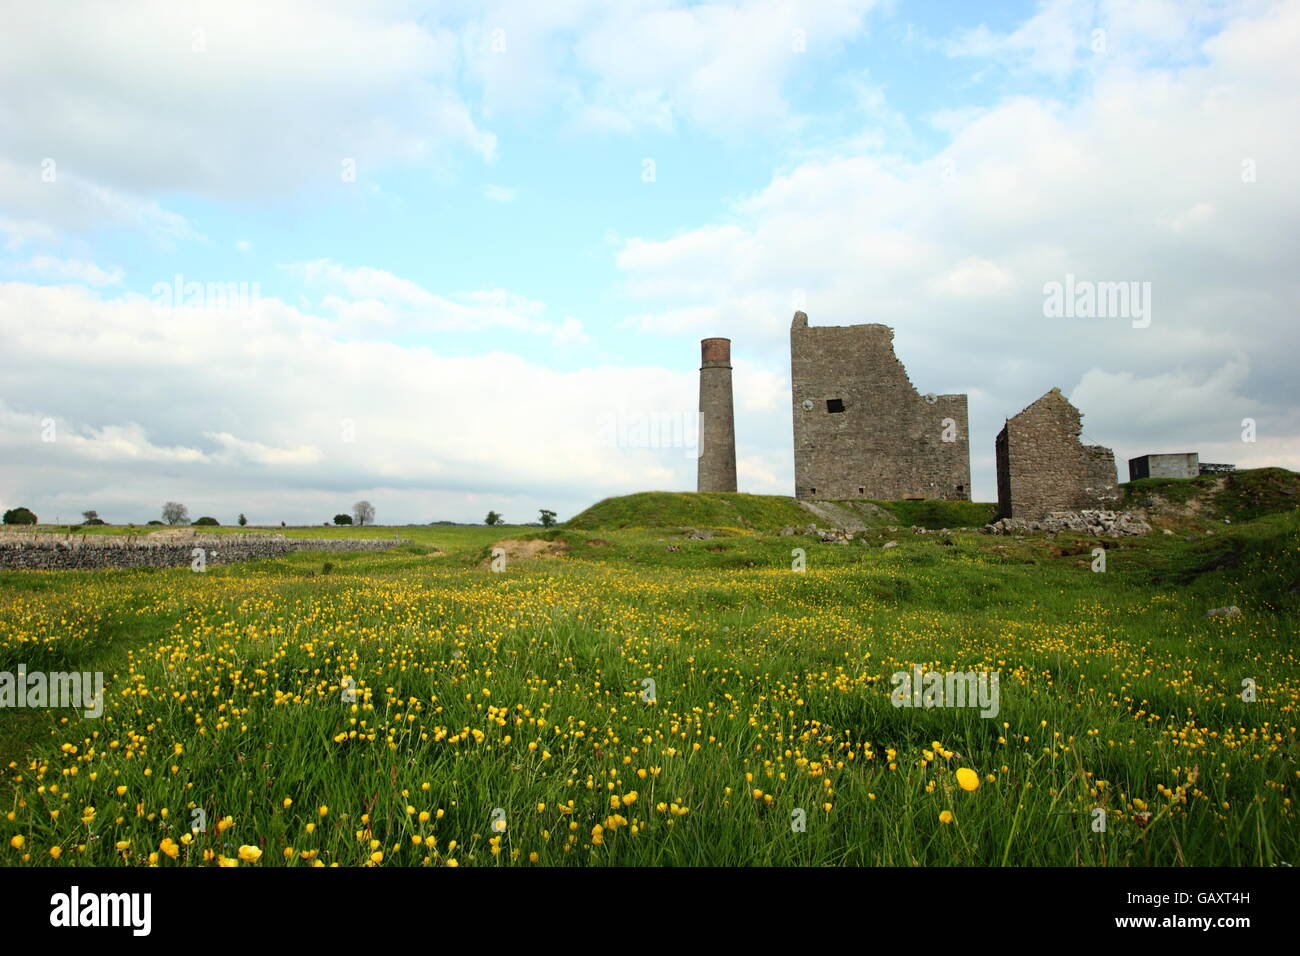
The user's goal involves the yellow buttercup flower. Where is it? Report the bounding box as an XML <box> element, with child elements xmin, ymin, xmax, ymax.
<box><xmin>238</xmin><ymin>845</ymin><xmax>262</xmax><ymax>862</ymax></box>
<box><xmin>939</xmin><ymin>810</ymin><xmax>955</xmax><ymax>824</ymax></box>
<box><xmin>956</xmin><ymin>768</ymin><xmax>980</xmax><ymax>792</ymax></box>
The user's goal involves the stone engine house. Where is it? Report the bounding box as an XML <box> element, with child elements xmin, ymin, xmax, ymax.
<box><xmin>790</xmin><ymin>312</ymin><xmax>971</xmax><ymax>501</ymax></box>
<box><xmin>995</xmin><ymin>388</ymin><xmax>1119</xmax><ymax>519</ymax></box>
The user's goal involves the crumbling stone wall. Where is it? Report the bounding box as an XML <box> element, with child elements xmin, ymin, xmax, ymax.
<box><xmin>0</xmin><ymin>533</ymin><xmax>407</xmax><ymax>570</ymax></box>
<box><xmin>995</xmin><ymin>388</ymin><xmax>1118</xmax><ymax>519</ymax></box>
<box><xmin>790</xmin><ymin>312</ymin><xmax>970</xmax><ymax>500</ymax></box>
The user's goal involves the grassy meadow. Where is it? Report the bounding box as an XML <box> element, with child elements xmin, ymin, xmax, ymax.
<box><xmin>1</xmin><ymin>472</ymin><xmax>1297</xmax><ymax>867</ymax></box>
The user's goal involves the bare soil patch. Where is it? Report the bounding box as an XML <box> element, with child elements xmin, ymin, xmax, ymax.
<box><xmin>482</xmin><ymin>538</ymin><xmax>570</xmax><ymax>567</ymax></box>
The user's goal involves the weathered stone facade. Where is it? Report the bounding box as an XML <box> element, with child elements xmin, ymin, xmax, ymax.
<box><xmin>790</xmin><ymin>312</ymin><xmax>970</xmax><ymax>500</ymax></box>
<box><xmin>995</xmin><ymin>388</ymin><xmax>1118</xmax><ymax>519</ymax></box>
<box><xmin>697</xmin><ymin>337</ymin><xmax>737</xmax><ymax>493</ymax></box>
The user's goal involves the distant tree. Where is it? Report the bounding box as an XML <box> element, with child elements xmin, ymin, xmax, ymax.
<box><xmin>193</xmin><ymin>516</ymin><xmax>219</xmax><ymax>526</ymax></box>
<box><xmin>147</xmin><ymin>520</ymin><xmax>164</xmax><ymax>526</ymax></box>
<box><xmin>238</xmin><ymin>513</ymin><xmax>248</xmax><ymax>527</ymax></box>
<box><xmin>333</xmin><ymin>514</ymin><xmax>353</xmax><ymax>526</ymax></box>
<box><xmin>3</xmin><ymin>507</ymin><xmax>38</xmax><ymax>525</ymax></box>
<box><xmin>485</xmin><ymin>510</ymin><xmax>502</xmax><ymax>526</ymax></box>
<box><xmin>539</xmin><ymin>509</ymin><xmax>557</xmax><ymax>528</ymax></box>
<box><xmin>82</xmin><ymin>510</ymin><xmax>99</xmax><ymax>522</ymax></box>
<box><xmin>353</xmin><ymin>501</ymin><xmax>375</xmax><ymax>526</ymax></box>
<box><xmin>162</xmin><ymin>502</ymin><xmax>189</xmax><ymax>525</ymax></box>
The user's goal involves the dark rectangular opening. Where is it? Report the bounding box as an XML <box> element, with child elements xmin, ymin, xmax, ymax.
<box><xmin>827</xmin><ymin>398</ymin><xmax>845</xmax><ymax>413</ymax></box>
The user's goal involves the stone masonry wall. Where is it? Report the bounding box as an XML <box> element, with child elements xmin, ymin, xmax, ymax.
<box><xmin>698</xmin><ymin>337</ymin><xmax>737</xmax><ymax>492</ymax></box>
<box><xmin>790</xmin><ymin>312</ymin><xmax>971</xmax><ymax>500</ymax></box>
<box><xmin>0</xmin><ymin>533</ymin><xmax>407</xmax><ymax>571</ymax></box>
<box><xmin>995</xmin><ymin>388</ymin><xmax>1119</xmax><ymax>519</ymax></box>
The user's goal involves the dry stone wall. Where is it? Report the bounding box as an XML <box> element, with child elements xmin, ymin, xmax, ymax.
<box><xmin>0</xmin><ymin>533</ymin><xmax>407</xmax><ymax>570</ymax></box>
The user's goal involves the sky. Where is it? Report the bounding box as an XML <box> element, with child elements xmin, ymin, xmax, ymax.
<box><xmin>1</xmin><ymin>0</ymin><xmax>1297</xmax><ymax>525</ymax></box>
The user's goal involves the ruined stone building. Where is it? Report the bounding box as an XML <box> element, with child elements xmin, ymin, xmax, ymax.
<box><xmin>995</xmin><ymin>388</ymin><xmax>1118</xmax><ymax>519</ymax></box>
<box><xmin>697</xmin><ymin>337</ymin><xmax>737</xmax><ymax>493</ymax></box>
<box><xmin>790</xmin><ymin>312</ymin><xmax>970</xmax><ymax>500</ymax></box>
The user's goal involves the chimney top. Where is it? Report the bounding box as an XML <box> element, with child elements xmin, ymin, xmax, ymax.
<box><xmin>700</xmin><ymin>337</ymin><xmax>731</xmax><ymax>366</ymax></box>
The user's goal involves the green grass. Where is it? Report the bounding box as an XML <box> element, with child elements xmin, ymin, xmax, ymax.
<box><xmin>1121</xmin><ymin>466</ymin><xmax>1300</xmax><ymax>523</ymax></box>
<box><xmin>863</xmin><ymin>498</ymin><xmax>996</xmax><ymax>529</ymax></box>
<box><xmin>1</xmin><ymin>509</ymin><xmax>1297</xmax><ymax>868</ymax></box>
<box><xmin>566</xmin><ymin>491</ymin><xmax>813</xmax><ymax>531</ymax></box>
<box><xmin>566</xmin><ymin>490</ymin><xmax>995</xmax><ymax>532</ymax></box>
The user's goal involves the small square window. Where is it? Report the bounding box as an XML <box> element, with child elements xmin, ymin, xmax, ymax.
<box><xmin>827</xmin><ymin>398</ymin><xmax>845</xmax><ymax>413</ymax></box>
<box><xmin>858</xmin><ymin>487</ymin><xmax>864</xmax><ymax>495</ymax></box>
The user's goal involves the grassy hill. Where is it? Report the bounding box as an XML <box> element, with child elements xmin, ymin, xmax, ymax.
<box><xmin>566</xmin><ymin>490</ymin><xmax>995</xmax><ymax>531</ymax></box>
<box><xmin>565</xmin><ymin>491</ymin><xmax>810</xmax><ymax>531</ymax></box>
<box><xmin>1120</xmin><ymin>466</ymin><xmax>1300</xmax><ymax>522</ymax></box>
<box><xmin>563</xmin><ymin>466</ymin><xmax>1298</xmax><ymax>533</ymax></box>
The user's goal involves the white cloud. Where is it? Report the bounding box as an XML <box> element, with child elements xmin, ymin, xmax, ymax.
<box><xmin>931</xmin><ymin>257</ymin><xmax>1017</xmax><ymax>298</ymax></box>
<box><xmin>1072</xmin><ymin>361</ymin><xmax>1300</xmax><ymax>473</ymax></box>
<box><xmin>285</xmin><ymin>260</ymin><xmax>579</xmax><ymax>338</ymax></box>
<box><xmin>484</xmin><ymin>184</ymin><xmax>517</xmax><ymax>202</ymax></box>
<box><xmin>947</xmin><ymin>0</ymin><xmax>1228</xmax><ymax>79</ymax></box>
<box><xmin>614</xmin><ymin>1</ymin><xmax>1300</xmax><ymax>499</ymax></box>
<box><xmin>17</xmin><ymin>256</ymin><xmax>124</xmax><ymax>287</ymax></box>
<box><xmin>572</xmin><ymin>92</ymin><xmax>675</xmax><ymax>134</ymax></box>
<box><xmin>467</xmin><ymin>0</ymin><xmax>880</xmax><ymax>134</ymax></box>
<box><xmin>0</xmin><ymin>2</ymin><xmax>497</xmax><ymax>240</ymax></box>
<box><xmin>0</xmin><ymin>158</ymin><xmax>198</xmax><ymax>246</ymax></box>
<box><xmin>206</xmin><ymin>432</ymin><xmax>324</xmax><ymax>467</ymax></box>
<box><xmin>552</xmin><ymin>316</ymin><xmax>590</xmax><ymax>346</ymax></box>
<box><xmin>0</xmin><ymin>281</ymin><xmax>713</xmax><ymax>523</ymax></box>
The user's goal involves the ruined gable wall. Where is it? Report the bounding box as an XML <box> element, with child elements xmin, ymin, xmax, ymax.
<box><xmin>996</xmin><ymin>389</ymin><xmax>1119</xmax><ymax>518</ymax></box>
